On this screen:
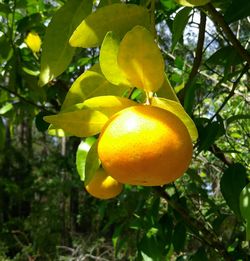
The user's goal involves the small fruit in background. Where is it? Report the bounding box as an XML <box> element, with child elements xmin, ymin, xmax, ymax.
<box><xmin>175</xmin><ymin>0</ymin><xmax>210</xmax><ymax>6</ymax></box>
<box><xmin>85</xmin><ymin>168</ymin><xmax>123</xmax><ymax>199</ymax></box>
<box><xmin>98</xmin><ymin>105</ymin><xmax>193</xmax><ymax>186</ymax></box>
<box><xmin>25</xmin><ymin>31</ymin><xmax>42</xmax><ymax>53</ymax></box>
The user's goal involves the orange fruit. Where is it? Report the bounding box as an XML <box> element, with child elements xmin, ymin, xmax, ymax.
<box><xmin>97</xmin><ymin>105</ymin><xmax>193</xmax><ymax>186</ymax></box>
<box><xmin>85</xmin><ymin>168</ymin><xmax>123</xmax><ymax>199</ymax></box>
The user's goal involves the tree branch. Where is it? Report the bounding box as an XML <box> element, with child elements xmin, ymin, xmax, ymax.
<box><xmin>209</xmin><ymin>64</ymin><xmax>249</xmax><ymax>122</ymax></box>
<box><xmin>155</xmin><ymin>187</ymin><xmax>233</xmax><ymax>261</ymax></box>
<box><xmin>183</xmin><ymin>10</ymin><xmax>206</xmax><ymax>97</ymax></box>
<box><xmin>202</xmin><ymin>4</ymin><xmax>250</xmax><ymax>66</ymax></box>
<box><xmin>0</xmin><ymin>85</ymin><xmax>54</xmax><ymax>113</ymax></box>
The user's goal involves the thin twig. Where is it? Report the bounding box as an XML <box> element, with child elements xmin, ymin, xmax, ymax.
<box><xmin>209</xmin><ymin>64</ymin><xmax>249</xmax><ymax>122</ymax></box>
<box><xmin>202</xmin><ymin>4</ymin><xmax>250</xmax><ymax>65</ymax></box>
<box><xmin>0</xmin><ymin>85</ymin><xmax>54</xmax><ymax>113</ymax></box>
<box><xmin>183</xmin><ymin>11</ymin><xmax>206</xmax><ymax>98</ymax></box>
<box><xmin>155</xmin><ymin>187</ymin><xmax>234</xmax><ymax>261</ymax></box>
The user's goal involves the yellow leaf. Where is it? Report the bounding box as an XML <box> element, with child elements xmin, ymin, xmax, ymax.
<box><xmin>118</xmin><ymin>26</ymin><xmax>165</xmax><ymax>92</ymax></box>
<box><xmin>152</xmin><ymin>97</ymin><xmax>198</xmax><ymax>141</ymax></box>
<box><xmin>157</xmin><ymin>74</ymin><xmax>180</xmax><ymax>102</ymax></box>
<box><xmin>47</xmin><ymin>125</ymin><xmax>72</xmax><ymax>137</ymax></box>
<box><xmin>25</xmin><ymin>32</ymin><xmax>41</xmax><ymax>53</ymax></box>
<box><xmin>100</xmin><ymin>32</ymin><xmax>132</xmax><ymax>87</ymax></box>
<box><xmin>44</xmin><ymin>110</ymin><xmax>109</xmax><ymax>137</ymax></box>
<box><xmin>82</xmin><ymin>95</ymin><xmax>138</xmax><ymax>117</ymax></box>
<box><xmin>61</xmin><ymin>65</ymin><xmax>128</xmax><ymax>111</ymax></box>
<box><xmin>62</xmin><ymin>96</ymin><xmax>138</xmax><ymax>118</ymax></box>
<box><xmin>175</xmin><ymin>0</ymin><xmax>210</xmax><ymax>7</ymax></box>
<box><xmin>69</xmin><ymin>3</ymin><xmax>150</xmax><ymax>48</ymax></box>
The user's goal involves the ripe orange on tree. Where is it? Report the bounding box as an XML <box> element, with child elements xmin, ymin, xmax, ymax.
<box><xmin>98</xmin><ymin>105</ymin><xmax>193</xmax><ymax>186</ymax></box>
<box><xmin>85</xmin><ymin>168</ymin><xmax>123</xmax><ymax>199</ymax></box>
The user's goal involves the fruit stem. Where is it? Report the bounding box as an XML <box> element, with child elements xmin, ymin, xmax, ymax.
<box><xmin>145</xmin><ymin>91</ymin><xmax>153</xmax><ymax>105</ymax></box>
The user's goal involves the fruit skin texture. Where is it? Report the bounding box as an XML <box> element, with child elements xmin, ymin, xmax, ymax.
<box><xmin>98</xmin><ymin>105</ymin><xmax>193</xmax><ymax>186</ymax></box>
<box><xmin>85</xmin><ymin>169</ymin><xmax>123</xmax><ymax>199</ymax></box>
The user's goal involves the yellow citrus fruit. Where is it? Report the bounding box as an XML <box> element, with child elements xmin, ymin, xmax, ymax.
<box><xmin>98</xmin><ymin>105</ymin><xmax>193</xmax><ymax>186</ymax></box>
<box><xmin>85</xmin><ymin>168</ymin><xmax>123</xmax><ymax>199</ymax></box>
<box><xmin>24</xmin><ymin>32</ymin><xmax>41</xmax><ymax>53</ymax></box>
<box><xmin>175</xmin><ymin>0</ymin><xmax>210</xmax><ymax>7</ymax></box>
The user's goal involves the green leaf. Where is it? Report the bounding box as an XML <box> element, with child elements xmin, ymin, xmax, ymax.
<box><xmin>118</xmin><ymin>26</ymin><xmax>165</xmax><ymax>92</ymax></box>
<box><xmin>84</xmin><ymin>141</ymin><xmax>101</xmax><ymax>186</ymax></box>
<box><xmin>172</xmin><ymin>7</ymin><xmax>191</xmax><ymax>50</ymax></box>
<box><xmin>61</xmin><ymin>65</ymin><xmax>128</xmax><ymax>111</ymax></box>
<box><xmin>76</xmin><ymin>137</ymin><xmax>96</xmax><ymax>181</ymax></box>
<box><xmin>43</xmin><ymin>109</ymin><xmax>109</xmax><ymax>137</ymax></box>
<box><xmin>39</xmin><ymin>0</ymin><xmax>92</xmax><ymax>86</ymax></box>
<box><xmin>156</xmin><ymin>74</ymin><xmax>179</xmax><ymax>102</ymax></box>
<box><xmin>224</xmin><ymin>0</ymin><xmax>250</xmax><ymax>23</ymax></box>
<box><xmin>226</xmin><ymin>114</ymin><xmax>250</xmax><ymax>126</ymax></box>
<box><xmin>100</xmin><ymin>32</ymin><xmax>132</xmax><ymax>87</ymax></box>
<box><xmin>0</xmin><ymin>103</ymin><xmax>13</xmax><ymax>115</ymax></box>
<box><xmin>35</xmin><ymin>111</ymin><xmax>50</xmax><ymax>132</ymax></box>
<box><xmin>69</xmin><ymin>3</ymin><xmax>150</xmax><ymax>48</ymax></box>
<box><xmin>206</xmin><ymin>46</ymin><xmax>242</xmax><ymax>67</ymax></box>
<box><xmin>151</xmin><ymin>97</ymin><xmax>198</xmax><ymax>141</ymax></box>
<box><xmin>197</xmin><ymin>120</ymin><xmax>224</xmax><ymax>152</ymax></box>
<box><xmin>220</xmin><ymin>163</ymin><xmax>247</xmax><ymax>217</ymax></box>
<box><xmin>240</xmin><ymin>183</ymin><xmax>250</xmax><ymax>240</ymax></box>
<box><xmin>0</xmin><ymin>35</ymin><xmax>13</xmax><ymax>61</ymax></box>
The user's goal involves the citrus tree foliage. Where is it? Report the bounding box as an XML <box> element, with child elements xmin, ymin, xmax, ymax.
<box><xmin>0</xmin><ymin>0</ymin><xmax>249</xmax><ymax>260</ymax></box>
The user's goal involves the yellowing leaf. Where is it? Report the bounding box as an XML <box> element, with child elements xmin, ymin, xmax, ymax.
<box><xmin>69</xmin><ymin>3</ymin><xmax>150</xmax><ymax>48</ymax></box>
<box><xmin>175</xmin><ymin>0</ymin><xmax>210</xmax><ymax>7</ymax></box>
<box><xmin>25</xmin><ymin>32</ymin><xmax>41</xmax><ymax>53</ymax></box>
<box><xmin>47</xmin><ymin>124</ymin><xmax>72</xmax><ymax>137</ymax></box>
<box><xmin>62</xmin><ymin>96</ymin><xmax>138</xmax><ymax>118</ymax></box>
<box><xmin>44</xmin><ymin>110</ymin><xmax>108</xmax><ymax>137</ymax></box>
<box><xmin>61</xmin><ymin>65</ymin><xmax>128</xmax><ymax>111</ymax></box>
<box><xmin>152</xmin><ymin>97</ymin><xmax>198</xmax><ymax>141</ymax></box>
<box><xmin>82</xmin><ymin>95</ymin><xmax>138</xmax><ymax>117</ymax></box>
<box><xmin>100</xmin><ymin>32</ymin><xmax>132</xmax><ymax>87</ymax></box>
<box><xmin>118</xmin><ymin>26</ymin><xmax>165</xmax><ymax>92</ymax></box>
<box><xmin>156</xmin><ymin>74</ymin><xmax>179</xmax><ymax>102</ymax></box>
<box><xmin>39</xmin><ymin>0</ymin><xmax>92</xmax><ymax>86</ymax></box>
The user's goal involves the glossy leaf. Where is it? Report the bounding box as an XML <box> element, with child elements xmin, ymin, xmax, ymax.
<box><xmin>69</xmin><ymin>3</ymin><xmax>150</xmax><ymax>48</ymax></box>
<box><xmin>81</xmin><ymin>96</ymin><xmax>138</xmax><ymax>117</ymax></box>
<box><xmin>84</xmin><ymin>141</ymin><xmax>101</xmax><ymax>186</ymax></box>
<box><xmin>43</xmin><ymin>110</ymin><xmax>109</xmax><ymax>137</ymax></box>
<box><xmin>151</xmin><ymin>97</ymin><xmax>198</xmax><ymax>141</ymax></box>
<box><xmin>172</xmin><ymin>7</ymin><xmax>191</xmax><ymax>50</ymax></box>
<box><xmin>118</xmin><ymin>26</ymin><xmax>165</xmax><ymax>92</ymax></box>
<box><xmin>100</xmin><ymin>32</ymin><xmax>132</xmax><ymax>87</ymax></box>
<box><xmin>240</xmin><ymin>183</ymin><xmax>250</xmax><ymax>240</ymax></box>
<box><xmin>175</xmin><ymin>0</ymin><xmax>210</xmax><ymax>7</ymax></box>
<box><xmin>76</xmin><ymin>137</ymin><xmax>96</xmax><ymax>181</ymax></box>
<box><xmin>61</xmin><ymin>66</ymin><xmax>128</xmax><ymax>111</ymax></box>
<box><xmin>220</xmin><ymin>163</ymin><xmax>247</xmax><ymax>217</ymax></box>
<box><xmin>39</xmin><ymin>0</ymin><xmax>92</xmax><ymax>86</ymax></box>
